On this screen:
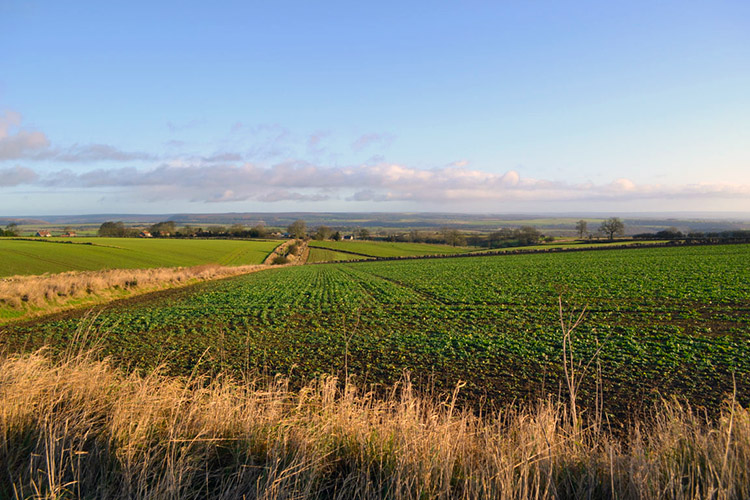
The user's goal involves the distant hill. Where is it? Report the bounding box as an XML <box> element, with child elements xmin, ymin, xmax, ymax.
<box><xmin>0</xmin><ymin>217</ymin><xmax>51</xmax><ymax>225</ymax></box>
<box><xmin>2</xmin><ymin>212</ymin><xmax>749</xmax><ymax>235</ymax></box>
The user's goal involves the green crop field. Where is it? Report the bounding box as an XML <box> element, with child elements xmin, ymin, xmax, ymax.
<box><xmin>467</xmin><ymin>239</ymin><xmax>669</xmax><ymax>254</ymax></box>
<box><xmin>306</xmin><ymin>247</ymin><xmax>369</xmax><ymax>263</ymax></box>
<box><xmin>309</xmin><ymin>238</ymin><xmax>668</xmax><ymax>260</ymax></box>
<box><xmin>3</xmin><ymin>244</ymin><xmax>748</xmax><ymax>414</ymax></box>
<box><xmin>308</xmin><ymin>240</ymin><xmax>477</xmax><ymax>257</ymax></box>
<box><xmin>0</xmin><ymin>238</ymin><xmax>281</xmax><ymax>277</ymax></box>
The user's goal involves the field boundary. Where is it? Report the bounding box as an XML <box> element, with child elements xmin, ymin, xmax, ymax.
<box><xmin>263</xmin><ymin>239</ymin><xmax>308</xmax><ymax>265</ymax></box>
<box><xmin>8</xmin><ymin>237</ymin><xmax>118</xmax><ymax>248</ymax></box>
<box><xmin>307</xmin><ymin>243</ymin><xmax>377</xmax><ymax>258</ymax></box>
<box><xmin>0</xmin><ymin>240</ymin><xmax>304</xmax><ymax>324</ymax></box>
<box><xmin>308</xmin><ymin>239</ymin><xmax>750</xmax><ymax>265</ymax></box>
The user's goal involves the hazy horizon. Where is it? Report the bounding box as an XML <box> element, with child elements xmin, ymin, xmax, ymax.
<box><xmin>4</xmin><ymin>210</ymin><xmax>750</xmax><ymax>225</ymax></box>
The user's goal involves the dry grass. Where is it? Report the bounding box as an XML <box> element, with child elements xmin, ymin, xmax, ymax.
<box><xmin>264</xmin><ymin>239</ymin><xmax>309</xmax><ymax>265</ymax></box>
<box><xmin>1</xmin><ymin>348</ymin><xmax>748</xmax><ymax>499</ymax></box>
<box><xmin>0</xmin><ymin>264</ymin><xmax>269</xmax><ymax>319</ymax></box>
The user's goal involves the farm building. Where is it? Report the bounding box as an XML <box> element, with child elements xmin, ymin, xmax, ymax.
<box><xmin>36</xmin><ymin>230</ymin><xmax>51</xmax><ymax>237</ymax></box>
<box><xmin>138</xmin><ymin>230</ymin><xmax>153</xmax><ymax>238</ymax></box>
<box><xmin>62</xmin><ymin>231</ymin><xmax>77</xmax><ymax>237</ymax></box>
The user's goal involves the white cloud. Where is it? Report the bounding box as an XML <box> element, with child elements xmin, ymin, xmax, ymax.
<box><xmin>0</xmin><ymin>166</ymin><xmax>38</xmax><ymax>186</ymax></box>
<box><xmin>0</xmin><ymin>110</ymin><xmax>155</xmax><ymax>163</ymax></box>
<box><xmin>307</xmin><ymin>131</ymin><xmax>330</xmax><ymax>154</ymax></box>
<box><xmin>0</xmin><ymin>111</ymin><xmax>50</xmax><ymax>160</ymax></box>
<box><xmin>49</xmin><ymin>144</ymin><xmax>156</xmax><ymax>162</ymax></box>
<box><xmin>351</xmin><ymin>133</ymin><xmax>395</xmax><ymax>152</ymax></box>
<box><xmin>2</xmin><ymin>110</ymin><xmax>748</xmax><ymax>208</ymax></box>
<box><xmin>609</xmin><ymin>178</ymin><xmax>636</xmax><ymax>192</ymax></box>
<box><xmin>167</xmin><ymin>118</ymin><xmax>206</xmax><ymax>133</ymax></box>
<box><xmin>16</xmin><ymin>161</ymin><xmax>750</xmax><ymax>206</ymax></box>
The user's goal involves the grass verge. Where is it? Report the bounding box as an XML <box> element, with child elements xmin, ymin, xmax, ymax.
<box><xmin>1</xmin><ymin>348</ymin><xmax>747</xmax><ymax>499</ymax></box>
<box><xmin>0</xmin><ymin>264</ymin><xmax>270</xmax><ymax>323</ymax></box>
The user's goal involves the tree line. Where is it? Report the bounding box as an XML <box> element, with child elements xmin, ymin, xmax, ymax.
<box><xmin>98</xmin><ymin>221</ymin><xmax>271</xmax><ymax>238</ymax></box>
<box><xmin>633</xmin><ymin>228</ymin><xmax>750</xmax><ymax>242</ymax></box>
<box><xmin>574</xmin><ymin>217</ymin><xmax>625</xmax><ymax>240</ymax></box>
<box><xmin>1</xmin><ymin>223</ymin><xmax>20</xmax><ymax>237</ymax></box>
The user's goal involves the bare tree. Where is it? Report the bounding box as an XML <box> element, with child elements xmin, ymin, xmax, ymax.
<box><xmin>516</xmin><ymin>226</ymin><xmax>542</xmax><ymax>245</ymax></box>
<box><xmin>599</xmin><ymin>217</ymin><xmax>625</xmax><ymax>241</ymax></box>
<box><xmin>149</xmin><ymin>221</ymin><xmax>177</xmax><ymax>236</ymax></box>
<box><xmin>3</xmin><ymin>222</ymin><xmax>20</xmax><ymax>236</ymax></box>
<box><xmin>575</xmin><ymin>220</ymin><xmax>588</xmax><ymax>238</ymax></box>
<box><xmin>441</xmin><ymin>228</ymin><xmax>466</xmax><ymax>246</ymax></box>
<box><xmin>287</xmin><ymin>219</ymin><xmax>307</xmax><ymax>239</ymax></box>
<box><xmin>250</xmin><ymin>223</ymin><xmax>268</xmax><ymax>238</ymax></box>
<box><xmin>314</xmin><ymin>225</ymin><xmax>333</xmax><ymax>240</ymax></box>
<box><xmin>180</xmin><ymin>225</ymin><xmax>198</xmax><ymax>237</ymax></box>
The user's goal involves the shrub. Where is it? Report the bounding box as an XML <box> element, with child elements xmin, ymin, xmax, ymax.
<box><xmin>272</xmin><ymin>255</ymin><xmax>289</xmax><ymax>265</ymax></box>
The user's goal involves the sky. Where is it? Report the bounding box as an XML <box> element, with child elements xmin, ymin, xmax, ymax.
<box><xmin>1</xmin><ymin>0</ymin><xmax>749</xmax><ymax>216</ymax></box>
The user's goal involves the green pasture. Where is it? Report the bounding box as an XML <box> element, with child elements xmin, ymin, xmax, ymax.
<box><xmin>0</xmin><ymin>238</ymin><xmax>281</xmax><ymax>277</ymax></box>
<box><xmin>306</xmin><ymin>248</ymin><xmax>369</xmax><ymax>263</ymax></box>
<box><xmin>4</xmin><ymin>243</ymin><xmax>748</xmax><ymax>413</ymax></box>
<box><xmin>309</xmin><ymin>238</ymin><xmax>668</xmax><ymax>260</ymax></box>
<box><xmin>13</xmin><ymin>224</ymin><xmax>101</xmax><ymax>237</ymax></box>
<box><xmin>469</xmin><ymin>239</ymin><xmax>669</xmax><ymax>254</ymax></box>
<box><xmin>308</xmin><ymin>240</ymin><xmax>477</xmax><ymax>258</ymax></box>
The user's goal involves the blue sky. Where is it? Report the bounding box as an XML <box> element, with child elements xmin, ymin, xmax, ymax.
<box><xmin>1</xmin><ymin>0</ymin><xmax>749</xmax><ymax>215</ymax></box>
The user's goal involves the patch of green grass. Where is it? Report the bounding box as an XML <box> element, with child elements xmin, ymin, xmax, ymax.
<box><xmin>0</xmin><ymin>238</ymin><xmax>281</xmax><ymax>277</ymax></box>
<box><xmin>470</xmin><ymin>239</ymin><xmax>669</xmax><ymax>253</ymax></box>
<box><xmin>308</xmin><ymin>240</ymin><xmax>476</xmax><ymax>257</ymax></box>
<box><xmin>307</xmin><ymin>248</ymin><xmax>370</xmax><ymax>263</ymax></box>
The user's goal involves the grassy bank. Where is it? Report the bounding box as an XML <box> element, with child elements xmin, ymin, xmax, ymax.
<box><xmin>1</xmin><ymin>349</ymin><xmax>747</xmax><ymax>499</ymax></box>
<box><xmin>0</xmin><ymin>264</ymin><xmax>270</xmax><ymax>322</ymax></box>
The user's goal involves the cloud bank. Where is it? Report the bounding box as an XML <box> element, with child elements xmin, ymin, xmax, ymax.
<box><xmin>0</xmin><ymin>111</ymin><xmax>154</xmax><ymax>163</ymax></box>
<box><xmin>4</xmin><ymin>160</ymin><xmax>748</xmax><ymax>205</ymax></box>
<box><xmin>0</xmin><ymin>111</ymin><xmax>50</xmax><ymax>160</ymax></box>
<box><xmin>0</xmin><ymin>166</ymin><xmax>39</xmax><ymax>186</ymax></box>
<box><xmin>351</xmin><ymin>133</ymin><xmax>395</xmax><ymax>152</ymax></box>
<box><xmin>2</xmin><ymin>109</ymin><xmax>748</xmax><ymax>209</ymax></box>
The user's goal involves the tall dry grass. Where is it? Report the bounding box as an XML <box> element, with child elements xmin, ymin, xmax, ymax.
<box><xmin>1</xmin><ymin>348</ymin><xmax>747</xmax><ymax>499</ymax></box>
<box><xmin>263</xmin><ymin>239</ymin><xmax>309</xmax><ymax>265</ymax></box>
<box><xmin>0</xmin><ymin>264</ymin><xmax>270</xmax><ymax>316</ymax></box>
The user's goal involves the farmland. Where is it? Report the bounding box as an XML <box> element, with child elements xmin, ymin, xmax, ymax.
<box><xmin>4</xmin><ymin>243</ymin><xmax>748</xmax><ymax>414</ymax></box>
<box><xmin>307</xmin><ymin>238</ymin><xmax>673</xmax><ymax>262</ymax></box>
<box><xmin>308</xmin><ymin>240</ymin><xmax>477</xmax><ymax>257</ymax></box>
<box><xmin>306</xmin><ymin>247</ymin><xmax>369</xmax><ymax>263</ymax></box>
<box><xmin>0</xmin><ymin>238</ymin><xmax>281</xmax><ymax>277</ymax></box>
